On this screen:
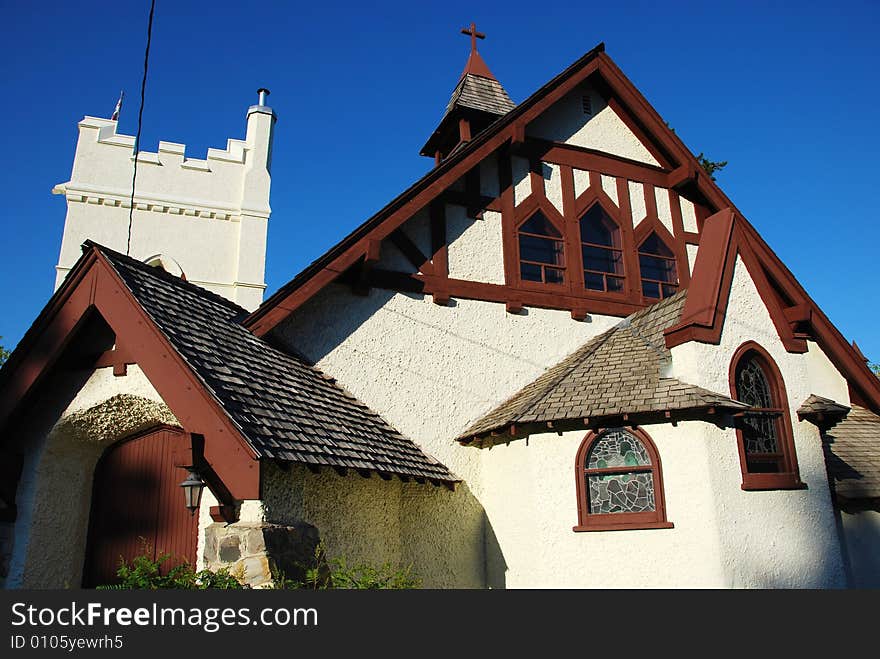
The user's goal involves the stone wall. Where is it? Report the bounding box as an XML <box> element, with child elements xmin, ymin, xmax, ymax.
<box><xmin>202</xmin><ymin>521</ymin><xmax>321</xmax><ymax>588</ymax></box>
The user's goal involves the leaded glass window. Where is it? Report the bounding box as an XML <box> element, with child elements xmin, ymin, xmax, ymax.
<box><xmin>734</xmin><ymin>352</ymin><xmax>785</xmax><ymax>474</ymax></box>
<box><xmin>638</xmin><ymin>232</ymin><xmax>678</xmax><ymax>299</ymax></box>
<box><xmin>584</xmin><ymin>429</ymin><xmax>656</xmax><ymax>514</ymax></box>
<box><xmin>517</xmin><ymin>211</ymin><xmax>565</xmax><ymax>284</ymax></box>
<box><xmin>579</xmin><ymin>205</ymin><xmax>624</xmax><ymax>293</ymax></box>
<box><xmin>574</xmin><ymin>427</ymin><xmax>672</xmax><ymax>531</ymax></box>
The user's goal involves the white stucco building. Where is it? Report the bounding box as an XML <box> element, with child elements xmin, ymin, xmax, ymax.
<box><xmin>1</xmin><ymin>35</ymin><xmax>878</xmax><ymax>590</ymax></box>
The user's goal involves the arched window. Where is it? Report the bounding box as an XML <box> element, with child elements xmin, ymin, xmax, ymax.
<box><xmin>517</xmin><ymin>211</ymin><xmax>565</xmax><ymax>284</ymax></box>
<box><xmin>729</xmin><ymin>342</ymin><xmax>804</xmax><ymax>490</ymax></box>
<box><xmin>579</xmin><ymin>205</ymin><xmax>624</xmax><ymax>293</ymax></box>
<box><xmin>638</xmin><ymin>233</ymin><xmax>677</xmax><ymax>299</ymax></box>
<box><xmin>574</xmin><ymin>427</ymin><xmax>673</xmax><ymax>531</ymax></box>
<box><xmin>144</xmin><ymin>254</ymin><xmax>186</xmax><ymax>280</ymax></box>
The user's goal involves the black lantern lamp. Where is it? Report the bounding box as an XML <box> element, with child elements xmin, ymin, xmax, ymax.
<box><xmin>179</xmin><ymin>468</ymin><xmax>206</xmax><ymax>516</ymax></box>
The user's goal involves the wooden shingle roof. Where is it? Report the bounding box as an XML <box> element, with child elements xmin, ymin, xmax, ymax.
<box><xmin>96</xmin><ymin>243</ymin><xmax>457</xmax><ymax>485</ymax></box>
<box><xmin>443</xmin><ymin>73</ymin><xmax>515</xmax><ymax>118</ymax></box>
<box><xmin>823</xmin><ymin>405</ymin><xmax>880</xmax><ymax>501</ymax></box>
<box><xmin>459</xmin><ymin>291</ymin><xmax>748</xmax><ymax>446</ymax></box>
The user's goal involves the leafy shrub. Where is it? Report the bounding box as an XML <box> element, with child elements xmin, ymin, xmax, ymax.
<box><xmin>269</xmin><ymin>543</ymin><xmax>420</xmax><ymax>590</ymax></box>
<box><xmin>98</xmin><ymin>552</ymin><xmax>246</xmax><ymax>590</ymax></box>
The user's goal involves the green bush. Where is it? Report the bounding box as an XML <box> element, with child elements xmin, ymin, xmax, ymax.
<box><xmin>270</xmin><ymin>543</ymin><xmax>420</xmax><ymax>590</ymax></box>
<box><xmin>97</xmin><ymin>552</ymin><xmax>247</xmax><ymax>590</ymax></box>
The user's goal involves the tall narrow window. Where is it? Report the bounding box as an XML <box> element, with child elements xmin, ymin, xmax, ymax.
<box><xmin>730</xmin><ymin>342</ymin><xmax>804</xmax><ymax>490</ymax></box>
<box><xmin>574</xmin><ymin>427</ymin><xmax>673</xmax><ymax>532</ymax></box>
<box><xmin>638</xmin><ymin>233</ymin><xmax>678</xmax><ymax>299</ymax></box>
<box><xmin>579</xmin><ymin>205</ymin><xmax>624</xmax><ymax>293</ymax></box>
<box><xmin>517</xmin><ymin>211</ymin><xmax>565</xmax><ymax>284</ymax></box>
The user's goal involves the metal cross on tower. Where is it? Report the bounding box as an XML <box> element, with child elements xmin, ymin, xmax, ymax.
<box><xmin>460</xmin><ymin>22</ymin><xmax>486</xmax><ymax>53</ymax></box>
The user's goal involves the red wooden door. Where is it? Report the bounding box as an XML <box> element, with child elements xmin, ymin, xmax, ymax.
<box><xmin>82</xmin><ymin>426</ymin><xmax>197</xmax><ymax>587</ymax></box>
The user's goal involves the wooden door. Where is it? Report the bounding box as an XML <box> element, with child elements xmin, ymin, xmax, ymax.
<box><xmin>82</xmin><ymin>426</ymin><xmax>197</xmax><ymax>587</ymax></box>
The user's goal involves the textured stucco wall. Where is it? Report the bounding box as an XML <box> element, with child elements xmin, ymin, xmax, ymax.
<box><xmin>273</xmin><ymin>285</ymin><xmax>620</xmax><ymax>586</ymax></box>
<box><xmin>629</xmin><ymin>181</ymin><xmax>646</xmax><ymax>226</ymax></box>
<box><xmin>527</xmin><ymin>82</ymin><xmax>660</xmax><ymax>166</ymax></box>
<box><xmin>258</xmin><ymin>462</ymin><xmax>479</xmax><ymax>587</ymax></box>
<box><xmin>839</xmin><ymin>509</ymin><xmax>880</xmax><ymax>588</ymax></box>
<box><xmin>447</xmin><ymin>207</ymin><xmax>505</xmax><ymax>284</ymax></box>
<box><xmin>5</xmin><ymin>366</ymin><xmax>179</xmax><ymax>588</ymax></box>
<box><xmin>480</xmin><ymin>423</ymin><xmax>725</xmax><ymax>588</ymax></box>
<box><xmin>668</xmin><ymin>256</ymin><xmax>848</xmax><ymax>587</ymax></box>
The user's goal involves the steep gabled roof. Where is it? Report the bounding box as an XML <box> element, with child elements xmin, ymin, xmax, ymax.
<box><xmin>96</xmin><ymin>244</ymin><xmax>456</xmax><ymax>484</ymax></box>
<box><xmin>459</xmin><ymin>291</ymin><xmax>748</xmax><ymax>446</ymax></box>
<box><xmin>242</xmin><ymin>43</ymin><xmax>880</xmax><ymax>417</ymax></box>
<box><xmin>0</xmin><ymin>243</ymin><xmax>456</xmax><ymax>487</ymax></box>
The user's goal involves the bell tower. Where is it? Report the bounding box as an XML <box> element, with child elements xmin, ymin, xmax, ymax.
<box><xmin>52</xmin><ymin>90</ymin><xmax>277</xmax><ymax>312</ymax></box>
<box><xmin>420</xmin><ymin>23</ymin><xmax>515</xmax><ymax>164</ymax></box>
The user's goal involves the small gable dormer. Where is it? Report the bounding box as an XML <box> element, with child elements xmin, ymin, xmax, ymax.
<box><xmin>420</xmin><ymin>23</ymin><xmax>515</xmax><ymax>164</ymax></box>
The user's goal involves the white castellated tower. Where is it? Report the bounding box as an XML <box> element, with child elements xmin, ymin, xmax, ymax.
<box><xmin>52</xmin><ymin>90</ymin><xmax>276</xmax><ymax>311</ymax></box>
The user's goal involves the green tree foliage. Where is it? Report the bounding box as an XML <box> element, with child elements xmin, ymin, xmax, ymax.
<box><xmin>0</xmin><ymin>337</ymin><xmax>10</xmax><ymax>366</ymax></box>
<box><xmin>663</xmin><ymin>123</ymin><xmax>728</xmax><ymax>181</ymax></box>
<box><xmin>696</xmin><ymin>152</ymin><xmax>728</xmax><ymax>181</ymax></box>
<box><xmin>870</xmin><ymin>362</ymin><xmax>880</xmax><ymax>378</ymax></box>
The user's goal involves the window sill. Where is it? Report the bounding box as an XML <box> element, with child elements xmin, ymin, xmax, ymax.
<box><xmin>740</xmin><ymin>473</ymin><xmax>807</xmax><ymax>491</ymax></box>
<box><xmin>573</xmin><ymin>521</ymin><xmax>674</xmax><ymax>533</ymax></box>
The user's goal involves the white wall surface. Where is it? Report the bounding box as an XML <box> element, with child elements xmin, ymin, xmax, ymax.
<box><xmin>480</xmin><ymin>423</ymin><xmax>725</xmax><ymax>588</ymax></box>
<box><xmin>669</xmin><ymin>256</ymin><xmax>848</xmax><ymax>587</ymax></box>
<box><xmin>527</xmin><ymin>82</ymin><xmax>660</xmax><ymax>166</ymax></box>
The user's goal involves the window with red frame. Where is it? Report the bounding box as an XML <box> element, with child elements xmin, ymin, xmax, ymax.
<box><xmin>638</xmin><ymin>232</ymin><xmax>678</xmax><ymax>299</ymax></box>
<box><xmin>517</xmin><ymin>211</ymin><xmax>565</xmax><ymax>284</ymax></box>
<box><xmin>574</xmin><ymin>427</ymin><xmax>673</xmax><ymax>532</ymax></box>
<box><xmin>579</xmin><ymin>205</ymin><xmax>624</xmax><ymax>293</ymax></box>
<box><xmin>730</xmin><ymin>343</ymin><xmax>804</xmax><ymax>490</ymax></box>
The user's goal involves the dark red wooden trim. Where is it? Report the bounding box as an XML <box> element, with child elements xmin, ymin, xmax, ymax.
<box><xmin>94</xmin><ymin>343</ymin><xmax>135</xmax><ymax>377</ymax></box>
<box><xmin>498</xmin><ymin>147</ymin><xmax>517</xmax><ymax>286</ymax></box>
<box><xmin>664</xmin><ymin>209</ymin><xmax>737</xmax><ymax>347</ymax></box>
<box><xmin>389</xmin><ymin>228</ymin><xmax>434</xmax><ymax>276</ymax></box>
<box><xmin>573</xmin><ymin>427</ymin><xmax>673</xmax><ymax>532</ymax></box>
<box><xmin>530</xmin><ymin>140</ymin><xmax>670</xmax><ymax>187</ymax></box>
<box><xmin>664</xmin><ymin>209</ymin><xmax>807</xmax><ymax>353</ymax></box>
<box><xmin>0</xmin><ymin>249</ymin><xmax>260</xmax><ymax>500</ymax></box>
<box><xmin>668</xmin><ymin>163</ymin><xmax>696</xmax><ymax>190</ymax></box>
<box><xmin>728</xmin><ymin>341</ymin><xmax>805</xmax><ymax>491</ymax></box>
<box><xmin>667</xmin><ymin>189</ymin><xmax>691</xmax><ymax>288</ymax></box>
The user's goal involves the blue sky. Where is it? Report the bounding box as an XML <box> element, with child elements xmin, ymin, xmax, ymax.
<box><xmin>2</xmin><ymin>1</ymin><xmax>878</xmax><ymax>362</ymax></box>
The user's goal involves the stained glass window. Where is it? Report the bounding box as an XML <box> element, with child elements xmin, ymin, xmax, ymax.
<box><xmin>584</xmin><ymin>429</ymin><xmax>656</xmax><ymax>514</ymax></box>
<box><xmin>638</xmin><ymin>232</ymin><xmax>678</xmax><ymax>299</ymax></box>
<box><xmin>734</xmin><ymin>352</ymin><xmax>785</xmax><ymax>474</ymax></box>
<box><xmin>518</xmin><ymin>211</ymin><xmax>565</xmax><ymax>284</ymax></box>
<box><xmin>579</xmin><ymin>205</ymin><xmax>624</xmax><ymax>293</ymax></box>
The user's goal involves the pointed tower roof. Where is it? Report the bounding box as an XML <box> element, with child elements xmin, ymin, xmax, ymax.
<box><xmin>420</xmin><ymin>23</ymin><xmax>515</xmax><ymax>160</ymax></box>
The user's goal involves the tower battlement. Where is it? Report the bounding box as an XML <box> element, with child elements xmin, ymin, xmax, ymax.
<box><xmin>53</xmin><ymin>93</ymin><xmax>276</xmax><ymax>311</ymax></box>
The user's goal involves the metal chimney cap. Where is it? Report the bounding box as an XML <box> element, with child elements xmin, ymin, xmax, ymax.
<box><xmin>257</xmin><ymin>88</ymin><xmax>271</xmax><ymax>106</ymax></box>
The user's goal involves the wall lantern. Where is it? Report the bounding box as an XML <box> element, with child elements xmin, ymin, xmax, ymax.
<box><xmin>179</xmin><ymin>469</ymin><xmax>206</xmax><ymax>516</ymax></box>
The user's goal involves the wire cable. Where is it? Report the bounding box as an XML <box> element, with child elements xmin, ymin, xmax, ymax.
<box><xmin>126</xmin><ymin>0</ymin><xmax>157</xmax><ymax>255</ymax></box>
